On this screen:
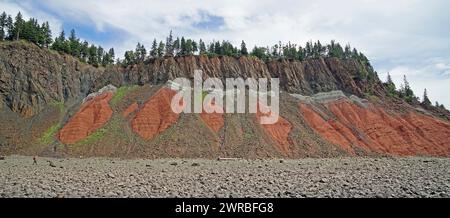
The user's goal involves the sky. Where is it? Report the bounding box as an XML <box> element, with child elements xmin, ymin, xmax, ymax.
<box><xmin>1</xmin><ymin>0</ymin><xmax>449</xmax><ymax>107</ymax></box>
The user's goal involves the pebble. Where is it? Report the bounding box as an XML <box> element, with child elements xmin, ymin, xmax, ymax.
<box><xmin>0</xmin><ymin>156</ymin><xmax>448</xmax><ymax>198</ymax></box>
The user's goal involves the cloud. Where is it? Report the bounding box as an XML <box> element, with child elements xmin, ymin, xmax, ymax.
<box><xmin>3</xmin><ymin>0</ymin><xmax>450</xmax><ymax>107</ymax></box>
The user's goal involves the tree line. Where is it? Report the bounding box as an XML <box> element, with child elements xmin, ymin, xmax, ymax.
<box><xmin>51</xmin><ymin>29</ymin><xmax>115</xmax><ymax>67</ymax></box>
<box><xmin>121</xmin><ymin>32</ymin><xmax>372</xmax><ymax>69</ymax></box>
<box><xmin>0</xmin><ymin>11</ymin><xmax>52</xmax><ymax>47</ymax></box>
<box><xmin>384</xmin><ymin>73</ymin><xmax>446</xmax><ymax>109</ymax></box>
<box><xmin>0</xmin><ymin>11</ymin><xmax>113</xmax><ymax>67</ymax></box>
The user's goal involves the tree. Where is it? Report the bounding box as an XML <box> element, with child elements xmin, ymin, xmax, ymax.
<box><xmin>135</xmin><ymin>42</ymin><xmax>146</xmax><ymax>62</ymax></box>
<box><xmin>400</xmin><ymin>75</ymin><xmax>416</xmax><ymax>103</ymax></box>
<box><xmin>157</xmin><ymin>41</ymin><xmax>165</xmax><ymax>57</ymax></box>
<box><xmin>173</xmin><ymin>37</ymin><xmax>180</xmax><ymax>55</ymax></box>
<box><xmin>385</xmin><ymin>73</ymin><xmax>397</xmax><ymax>97</ymax></box>
<box><xmin>124</xmin><ymin>50</ymin><xmax>135</xmax><ymax>65</ymax></box>
<box><xmin>192</xmin><ymin>40</ymin><xmax>198</xmax><ymax>54</ymax></box>
<box><xmin>41</xmin><ymin>22</ymin><xmax>52</xmax><ymax>47</ymax></box>
<box><xmin>108</xmin><ymin>48</ymin><xmax>115</xmax><ymax>63</ymax></box>
<box><xmin>68</xmin><ymin>29</ymin><xmax>80</xmax><ymax>57</ymax></box>
<box><xmin>13</xmin><ymin>12</ymin><xmax>24</xmax><ymax>40</ymax></box>
<box><xmin>6</xmin><ymin>15</ymin><xmax>13</xmax><ymax>40</ymax></box>
<box><xmin>88</xmin><ymin>45</ymin><xmax>98</xmax><ymax>66</ymax></box>
<box><xmin>240</xmin><ymin>40</ymin><xmax>248</xmax><ymax>56</ymax></box>
<box><xmin>0</xmin><ymin>12</ymin><xmax>7</xmax><ymax>40</ymax></box>
<box><xmin>250</xmin><ymin>46</ymin><xmax>268</xmax><ymax>61</ymax></box>
<box><xmin>422</xmin><ymin>88</ymin><xmax>431</xmax><ymax>107</ymax></box>
<box><xmin>185</xmin><ymin>39</ymin><xmax>193</xmax><ymax>55</ymax></box>
<box><xmin>150</xmin><ymin>39</ymin><xmax>158</xmax><ymax>57</ymax></box>
<box><xmin>214</xmin><ymin>41</ymin><xmax>221</xmax><ymax>55</ymax></box>
<box><xmin>80</xmin><ymin>40</ymin><xmax>89</xmax><ymax>62</ymax></box>
<box><xmin>199</xmin><ymin>39</ymin><xmax>206</xmax><ymax>55</ymax></box>
<box><xmin>165</xmin><ymin>30</ymin><xmax>174</xmax><ymax>56</ymax></box>
<box><xmin>180</xmin><ymin>37</ymin><xmax>186</xmax><ymax>55</ymax></box>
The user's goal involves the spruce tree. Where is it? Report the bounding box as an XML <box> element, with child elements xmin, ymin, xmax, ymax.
<box><xmin>173</xmin><ymin>37</ymin><xmax>180</xmax><ymax>55</ymax></box>
<box><xmin>108</xmin><ymin>48</ymin><xmax>115</xmax><ymax>63</ymax></box>
<box><xmin>41</xmin><ymin>22</ymin><xmax>52</xmax><ymax>47</ymax></box>
<box><xmin>165</xmin><ymin>30</ymin><xmax>174</xmax><ymax>56</ymax></box>
<box><xmin>150</xmin><ymin>39</ymin><xmax>158</xmax><ymax>57</ymax></box>
<box><xmin>240</xmin><ymin>40</ymin><xmax>248</xmax><ymax>56</ymax></box>
<box><xmin>385</xmin><ymin>73</ymin><xmax>397</xmax><ymax>97</ymax></box>
<box><xmin>0</xmin><ymin>12</ymin><xmax>7</xmax><ymax>40</ymax></box>
<box><xmin>13</xmin><ymin>12</ymin><xmax>24</xmax><ymax>40</ymax></box>
<box><xmin>422</xmin><ymin>89</ymin><xmax>431</xmax><ymax>107</ymax></box>
<box><xmin>88</xmin><ymin>45</ymin><xmax>98</xmax><ymax>67</ymax></box>
<box><xmin>199</xmin><ymin>39</ymin><xmax>206</xmax><ymax>55</ymax></box>
<box><xmin>157</xmin><ymin>41</ymin><xmax>165</xmax><ymax>57</ymax></box>
<box><xmin>6</xmin><ymin>15</ymin><xmax>13</xmax><ymax>40</ymax></box>
<box><xmin>180</xmin><ymin>37</ymin><xmax>186</xmax><ymax>55</ymax></box>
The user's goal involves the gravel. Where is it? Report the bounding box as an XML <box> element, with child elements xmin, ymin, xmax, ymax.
<box><xmin>0</xmin><ymin>155</ymin><xmax>449</xmax><ymax>198</ymax></box>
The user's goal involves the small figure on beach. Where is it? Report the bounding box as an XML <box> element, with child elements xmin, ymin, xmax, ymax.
<box><xmin>33</xmin><ymin>156</ymin><xmax>37</xmax><ymax>165</ymax></box>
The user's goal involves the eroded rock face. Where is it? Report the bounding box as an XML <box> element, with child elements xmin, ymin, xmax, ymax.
<box><xmin>300</xmin><ymin>100</ymin><xmax>450</xmax><ymax>156</ymax></box>
<box><xmin>131</xmin><ymin>88</ymin><xmax>180</xmax><ymax>140</ymax></box>
<box><xmin>58</xmin><ymin>92</ymin><xmax>114</xmax><ymax>144</ymax></box>
<box><xmin>0</xmin><ymin>41</ymin><xmax>387</xmax><ymax>118</ymax></box>
<box><xmin>0</xmin><ymin>42</ymin><xmax>103</xmax><ymax>117</ymax></box>
<box><xmin>256</xmin><ymin>102</ymin><xmax>293</xmax><ymax>154</ymax></box>
<box><xmin>200</xmin><ymin>99</ymin><xmax>224</xmax><ymax>133</ymax></box>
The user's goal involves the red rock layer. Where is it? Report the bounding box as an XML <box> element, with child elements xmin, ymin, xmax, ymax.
<box><xmin>131</xmin><ymin>88</ymin><xmax>180</xmax><ymax>140</ymax></box>
<box><xmin>200</xmin><ymin>99</ymin><xmax>224</xmax><ymax>133</ymax></box>
<box><xmin>122</xmin><ymin>102</ymin><xmax>139</xmax><ymax>118</ymax></box>
<box><xmin>58</xmin><ymin>92</ymin><xmax>114</xmax><ymax>144</ymax></box>
<box><xmin>256</xmin><ymin>102</ymin><xmax>293</xmax><ymax>154</ymax></box>
<box><xmin>300</xmin><ymin>100</ymin><xmax>450</xmax><ymax>156</ymax></box>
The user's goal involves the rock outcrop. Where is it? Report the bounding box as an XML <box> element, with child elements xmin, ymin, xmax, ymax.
<box><xmin>2</xmin><ymin>41</ymin><xmax>450</xmax><ymax>158</ymax></box>
<box><xmin>58</xmin><ymin>92</ymin><xmax>114</xmax><ymax>144</ymax></box>
<box><xmin>0</xmin><ymin>41</ymin><xmax>103</xmax><ymax>117</ymax></box>
<box><xmin>131</xmin><ymin>88</ymin><xmax>180</xmax><ymax>140</ymax></box>
<box><xmin>0</xmin><ymin>41</ymin><xmax>385</xmax><ymax>118</ymax></box>
<box><xmin>300</xmin><ymin>99</ymin><xmax>450</xmax><ymax>156</ymax></box>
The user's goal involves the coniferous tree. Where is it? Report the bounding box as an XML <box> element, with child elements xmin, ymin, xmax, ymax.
<box><xmin>12</xmin><ymin>12</ymin><xmax>24</xmax><ymax>40</ymax></box>
<box><xmin>96</xmin><ymin>46</ymin><xmax>104</xmax><ymax>65</ymax></box>
<box><xmin>0</xmin><ymin>12</ymin><xmax>7</xmax><ymax>40</ymax></box>
<box><xmin>150</xmin><ymin>39</ymin><xmax>158</xmax><ymax>57</ymax></box>
<box><xmin>68</xmin><ymin>29</ymin><xmax>80</xmax><ymax>57</ymax></box>
<box><xmin>207</xmin><ymin>41</ymin><xmax>215</xmax><ymax>54</ymax></box>
<box><xmin>108</xmin><ymin>48</ymin><xmax>115</xmax><ymax>63</ymax></box>
<box><xmin>173</xmin><ymin>37</ymin><xmax>180</xmax><ymax>55</ymax></box>
<box><xmin>180</xmin><ymin>37</ymin><xmax>186</xmax><ymax>55</ymax></box>
<box><xmin>80</xmin><ymin>40</ymin><xmax>89</xmax><ymax>62</ymax></box>
<box><xmin>192</xmin><ymin>40</ymin><xmax>198</xmax><ymax>54</ymax></box>
<box><xmin>88</xmin><ymin>45</ymin><xmax>98</xmax><ymax>66</ymax></box>
<box><xmin>165</xmin><ymin>30</ymin><xmax>174</xmax><ymax>56</ymax></box>
<box><xmin>400</xmin><ymin>75</ymin><xmax>416</xmax><ymax>103</ymax></box>
<box><xmin>199</xmin><ymin>39</ymin><xmax>206</xmax><ymax>55</ymax></box>
<box><xmin>6</xmin><ymin>15</ymin><xmax>13</xmax><ymax>40</ymax></box>
<box><xmin>385</xmin><ymin>73</ymin><xmax>397</xmax><ymax>97</ymax></box>
<box><xmin>422</xmin><ymin>88</ymin><xmax>431</xmax><ymax>107</ymax></box>
<box><xmin>185</xmin><ymin>39</ymin><xmax>193</xmax><ymax>55</ymax></box>
<box><xmin>214</xmin><ymin>41</ymin><xmax>221</xmax><ymax>55</ymax></box>
<box><xmin>240</xmin><ymin>40</ymin><xmax>248</xmax><ymax>56</ymax></box>
<box><xmin>124</xmin><ymin>50</ymin><xmax>135</xmax><ymax>65</ymax></box>
<box><xmin>135</xmin><ymin>43</ymin><xmax>146</xmax><ymax>61</ymax></box>
<box><xmin>157</xmin><ymin>41</ymin><xmax>165</xmax><ymax>57</ymax></box>
<box><xmin>41</xmin><ymin>21</ymin><xmax>52</xmax><ymax>47</ymax></box>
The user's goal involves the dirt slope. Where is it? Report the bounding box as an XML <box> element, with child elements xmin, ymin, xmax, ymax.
<box><xmin>58</xmin><ymin>92</ymin><xmax>114</xmax><ymax>144</ymax></box>
<box><xmin>300</xmin><ymin>100</ymin><xmax>450</xmax><ymax>156</ymax></box>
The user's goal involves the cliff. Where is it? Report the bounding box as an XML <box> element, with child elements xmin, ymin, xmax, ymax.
<box><xmin>1</xmin><ymin>41</ymin><xmax>449</xmax><ymax>158</ymax></box>
<box><xmin>0</xmin><ymin>41</ymin><xmax>385</xmax><ymax>118</ymax></box>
